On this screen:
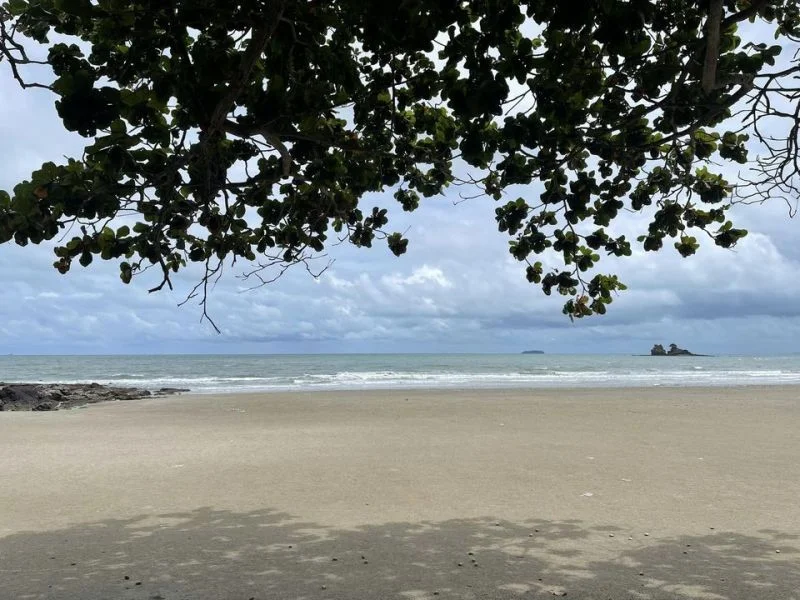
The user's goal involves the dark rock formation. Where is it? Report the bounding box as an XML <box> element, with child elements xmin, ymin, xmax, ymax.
<box><xmin>0</xmin><ymin>383</ymin><xmax>189</xmax><ymax>412</ymax></box>
<box><xmin>667</xmin><ymin>343</ymin><xmax>693</xmax><ymax>356</ymax></box>
<box><xmin>521</xmin><ymin>350</ymin><xmax>544</xmax><ymax>354</ymax></box>
<box><xmin>650</xmin><ymin>343</ymin><xmax>697</xmax><ymax>356</ymax></box>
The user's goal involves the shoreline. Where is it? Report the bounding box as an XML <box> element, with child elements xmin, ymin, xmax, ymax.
<box><xmin>93</xmin><ymin>381</ymin><xmax>800</xmax><ymax>405</ymax></box>
<box><xmin>9</xmin><ymin>380</ymin><xmax>800</xmax><ymax>400</ymax></box>
<box><xmin>169</xmin><ymin>381</ymin><xmax>800</xmax><ymax>396</ymax></box>
<box><xmin>3</xmin><ymin>382</ymin><xmax>800</xmax><ymax>412</ymax></box>
<box><xmin>2</xmin><ymin>381</ymin><xmax>800</xmax><ymax>413</ymax></box>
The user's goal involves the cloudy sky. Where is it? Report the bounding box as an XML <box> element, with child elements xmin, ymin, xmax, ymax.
<box><xmin>1</xmin><ymin>39</ymin><xmax>799</xmax><ymax>356</ymax></box>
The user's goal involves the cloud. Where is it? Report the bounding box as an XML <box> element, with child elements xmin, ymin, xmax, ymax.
<box><xmin>382</xmin><ymin>265</ymin><xmax>453</xmax><ymax>290</ymax></box>
<box><xmin>2</xmin><ymin>44</ymin><xmax>800</xmax><ymax>355</ymax></box>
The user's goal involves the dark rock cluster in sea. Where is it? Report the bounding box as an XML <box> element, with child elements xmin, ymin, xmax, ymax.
<box><xmin>0</xmin><ymin>383</ymin><xmax>189</xmax><ymax>411</ymax></box>
<box><xmin>650</xmin><ymin>343</ymin><xmax>696</xmax><ymax>356</ymax></box>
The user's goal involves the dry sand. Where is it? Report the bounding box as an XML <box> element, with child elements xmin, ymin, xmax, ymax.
<box><xmin>1</xmin><ymin>386</ymin><xmax>799</xmax><ymax>599</ymax></box>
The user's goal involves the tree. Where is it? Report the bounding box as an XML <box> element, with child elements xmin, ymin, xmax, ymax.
<box><xmin>1</xmin><ymin>0</ymin><xmax>798</xmax><ymax>329</ymax></box>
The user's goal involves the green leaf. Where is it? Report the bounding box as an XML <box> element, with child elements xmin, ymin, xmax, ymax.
<box><xmin>0</xmin><ymin>0</ymin><xmax>780</xmax><ymax>325</ymax></box>
<box><xmin>6</xmin><ymin>0</ymin><xmax>28</xmax><ymax>16</ymax></box>
<box><xmin>387</xmin><ymin>233</ymin><xmax>408</xmax><ymax>256</ymax></box>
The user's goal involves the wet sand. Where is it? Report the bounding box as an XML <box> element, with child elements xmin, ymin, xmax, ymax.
<box><xmin>1</xmin><ymin>386</ymin><xmax>799</xmax><ymax>599</ymax></box>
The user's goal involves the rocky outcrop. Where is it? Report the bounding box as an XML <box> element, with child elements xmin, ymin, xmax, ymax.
<box><xmin>667</xmin><ymin>343</ymin><xmax>693</xmax><ymax>356</ymax></box>
<box><xmin>650</xmin><ymin>343</ymin><xmax>696</xmax><ymax>356</ymax></box>
<box><xmin>0</xmin><ymin>383</ymin><xmax>189</xmax><ymax>411</ymax></box>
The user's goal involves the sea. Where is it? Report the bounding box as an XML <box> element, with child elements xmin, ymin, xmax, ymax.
<box><xmin>2</xmin><ymin>354</ymin><xmax>800</xmax><ymax>394</ymax></box>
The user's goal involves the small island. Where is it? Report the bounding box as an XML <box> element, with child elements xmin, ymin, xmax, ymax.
<box><xmin>521</xmin><ymin>350</ymin><xmax>545</xmax><ymax>354</ymax></box>
<box><xmin>650</xmin><ymin>343</ymin><xmax>704</xmax><ymax>356</ymax></box>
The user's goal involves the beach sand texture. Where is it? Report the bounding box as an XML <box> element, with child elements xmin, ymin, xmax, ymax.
<box><xmin>1</xmin><ymin>386</ymin><xmax>799</xmax><ymax>599</ymax></box>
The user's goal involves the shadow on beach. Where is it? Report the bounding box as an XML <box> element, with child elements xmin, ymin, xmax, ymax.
<box><xmin>1</xmin><ymin>508</ymin><xmax>798</xmax><ymax>600</ymax></box>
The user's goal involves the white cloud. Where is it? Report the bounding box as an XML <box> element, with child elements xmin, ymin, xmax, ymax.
<box><xmin>2</xmin><ymin>43</ymin><xmax>800</xmax><ymax>355</ymax></box>
<box><xmin>381</xmin><ymin>265</ymin><xmax>454</xmax><ymax>291</ymax></box>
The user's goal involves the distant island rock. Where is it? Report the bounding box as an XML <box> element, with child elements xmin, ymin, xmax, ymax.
<box><xmin>521</xmin><ymin>350</ymin><xmax>545</xmax><ymax>354</ymax></box>
<box><xmin>650</xmin><ymin>343</ymin><xmax>697</xmax><ymax>356</ymax></box>
<box><xmin>0</xmin><ymin>383</ymin><xmax>189</xmax><ymax>412</ymax></box>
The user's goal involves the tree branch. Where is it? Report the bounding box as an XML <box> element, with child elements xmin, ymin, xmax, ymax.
<box><xmin>720</xmin><ymin>0</ymin><xmax>769</xmax><ymax>29</ymax></box>
<box><xmin>702</xmin><ymin>0</ymin><xmax>723</xmax><ymax>93</ymax></box>
<box><xmin>206</xmin><ymin>1</ymin><xmax>286</xmax><ymax>136</ymax></box>
<box><xmin>0</xmin><ymin>12</ymin><xmax>53</xmax><ymax>91</ymax></box>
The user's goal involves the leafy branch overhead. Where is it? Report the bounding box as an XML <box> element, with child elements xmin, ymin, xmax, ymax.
<box><xmin>0</xmin><ymin>0</ymin><xmax>798</xmax><ymax>326</ymax></box>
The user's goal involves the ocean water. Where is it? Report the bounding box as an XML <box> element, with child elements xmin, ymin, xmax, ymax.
<box><xmin>2</xmin><ymin>354</ymin><xmax>800</xmax><ymax>394</ymax></box>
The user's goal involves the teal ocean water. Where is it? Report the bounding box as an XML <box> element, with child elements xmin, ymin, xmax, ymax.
<box><xmin>2</xmin><ymin>354</ymin><xmax>800</xmax><ymax>393</ymax></box>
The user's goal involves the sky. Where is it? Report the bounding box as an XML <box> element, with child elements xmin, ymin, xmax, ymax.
<box><xmin>1</xmin><ymin>32</ymin><xmax>800</xmax><ymax>356</ymax></box>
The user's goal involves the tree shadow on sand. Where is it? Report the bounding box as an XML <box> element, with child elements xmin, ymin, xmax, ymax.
<box><xmin>1</xmin><ymin>508</ymin><xmax>798</xmax><ymax>600</ymax></box>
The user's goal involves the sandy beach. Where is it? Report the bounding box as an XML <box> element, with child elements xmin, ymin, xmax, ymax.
<box><xmin>1</xmin><ymin>386</ymin><xmax>799</xmax><ymax>599</ymax></box>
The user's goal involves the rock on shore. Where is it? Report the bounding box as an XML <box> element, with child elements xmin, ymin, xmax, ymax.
<box><xmin>0</xmin><ymin>383</ymin><xmax>189</xmax><ymax>411</ymax></box>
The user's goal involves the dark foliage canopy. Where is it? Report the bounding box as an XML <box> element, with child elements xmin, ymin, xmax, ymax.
<box><xmin>1</xmin><ymin>0</ymin><xmax>798</xmax><ymax>326</ymax></box>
